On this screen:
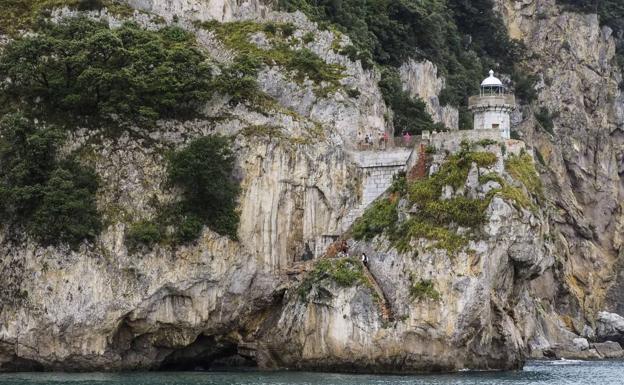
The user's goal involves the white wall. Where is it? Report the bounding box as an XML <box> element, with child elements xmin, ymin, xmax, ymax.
<box><xmin>474</xmin><ymin>109</ymin><xmax>511</xmax><ymax>139</ymax></box>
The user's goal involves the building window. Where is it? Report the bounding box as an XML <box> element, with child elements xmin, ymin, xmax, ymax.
<box><xmin>492</xmin><ymin>124</ymin><xmax>500</xmax><ymax>129</ymax></box>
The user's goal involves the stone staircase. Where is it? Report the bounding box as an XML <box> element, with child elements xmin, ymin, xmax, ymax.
<box><xmin>360</xmin><ymin>261</ymin><xmax>394</xmax><ymax>323</ymax></box>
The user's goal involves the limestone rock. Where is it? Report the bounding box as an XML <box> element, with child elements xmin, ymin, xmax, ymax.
<box><xmin>596</xmin><ymin>311</ymin><xmax>624</xmax><ymax>344</ymax></box>
<box><xmin>592</xmin><ymin>341</ymin><xmax>624</xmax><ymax>359</ymax></box>
<box><xmin>399</xmin><ymin>59</ymin><xmax>459</xmax><ymax>130</ymax></box>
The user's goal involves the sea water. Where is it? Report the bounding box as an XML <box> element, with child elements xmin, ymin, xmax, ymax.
<box><xmin>0</xmin><ymin>360</ymin><xmax>621</xmax><ymax>385</ymax></box>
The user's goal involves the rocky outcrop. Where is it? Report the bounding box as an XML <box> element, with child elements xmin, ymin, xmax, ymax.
<box><xmin>2</xmin><ymin>0</ymin><xmax>624</xmax><ymax>373</ymax></box>
<box><xmin>494</xmin><ymin>0</ymin><xmax>624</xmax><ymax>357</ymax></box>
<box><xmin>400</xmin><ymin>59</ymin><xmax>459</xmax><ymax>130</ymax></box>
<box><xmin>252</xmin><ymin>143</ymin><xmax>555</xmax><ymax>372</ymax></box>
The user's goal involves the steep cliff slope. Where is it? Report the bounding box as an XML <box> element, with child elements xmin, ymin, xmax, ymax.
<box><xmin>0</xmin><ymin>0</ymin><xmax>623</xmax><ymax>372</ymax></box>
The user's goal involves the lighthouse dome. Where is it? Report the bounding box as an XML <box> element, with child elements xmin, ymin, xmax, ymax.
<box><xmin>481</xmin><ymin>69</ymin><xmax>503</xmax><ymax>87</ymax></box>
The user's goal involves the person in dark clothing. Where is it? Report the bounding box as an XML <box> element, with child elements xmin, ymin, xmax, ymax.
<box><xmin>361</xmin><ymin>252</ymin><xmax>368</xmax><ymax>267</ymax></box>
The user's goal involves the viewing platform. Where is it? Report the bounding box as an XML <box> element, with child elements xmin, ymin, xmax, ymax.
<box><xmin>468</xmin><ymin>94</ymin><xmax>515</xmax><ymax>109</ymax></box>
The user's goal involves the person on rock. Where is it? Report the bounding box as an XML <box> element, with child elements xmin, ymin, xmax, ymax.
<box><xmin>361</xmin><ymin>252</ymin><xmax>369</xmax><ymax>267</ymax></box>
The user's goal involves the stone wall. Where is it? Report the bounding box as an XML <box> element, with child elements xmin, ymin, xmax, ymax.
<box><xmin>429</xmin><ymin>129</ymin><xmax>502</xmax><ymax>153</ymax></box>
<box><xmin>343</xmin><ymin>149</ymin><xmax>412</xmax><ymax>228</ymax></box>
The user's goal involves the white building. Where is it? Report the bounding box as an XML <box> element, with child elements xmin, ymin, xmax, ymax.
<box><xmin>468</xmin><ymin>70</ymin><xmax>515</xmax><ymax>139</ymax></box>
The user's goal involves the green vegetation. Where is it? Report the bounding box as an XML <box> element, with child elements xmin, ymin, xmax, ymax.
<box><xmin>0</xmin><ymin>113</ymin><xmax>101</xmax><ymax>248</ymax></box>
<box><xmin>0</xmin><ymin>17</ymin><xmax>212</xmax><ymax>125</ymax></box>
<box><xmin>379</xmin><ymin>68</ymin><xmax>446</xmax><ymax>135</ymax></box>
<box><xmin>534</xmin><ymin>107</ymin><xmax>558</xmax><ymax>135</ymax></box>
<box><xmin>167</xmin><ymin>135</ymin><xmax>240</xmax><ymax>240</ymax></box>
<box><xmin>409</xmin><ymin>278</ymin><xmax>441</xmax><ymax>301</ymax></box>
<box><xmin>352</xmin><ymin>199</ymin><xmax>398</xmax><ymax>241</ymax></box>
<box><xmin>504</xmin><ymin>152</ymin><xmax>543</xmax><ymax>198</ymax></box>
<box><xmin>124</xmin><ymin>135</ymin><xmax>240</xmax><ymax>249</ymax></box>
<box><xmin>354</xmin><ymin>148</ymin><xmax>497</xmax><ymax>253</ymax></box>
<box><xmin>353</xmin><ymin>144</ymin><xmax>542</xmax><ymax>254</ymax></box>
<box><xmin>125</xmin><ymin>220</ymin><xmax>163</xmax><ymax>250</ymax></box>
<box><xmin>278</xmin><ymin>0</ymin><xmax>532</xmax><ymax>131</ymax></box>
<box><xmin>298</xmin><ymin>257</ymin><xmax>367</xmax><ymax>300</ymax></box>
<box><xmin>198</xmin><ymin>20</ymin><xmax>345</xmax><ymax>95</ymax></box>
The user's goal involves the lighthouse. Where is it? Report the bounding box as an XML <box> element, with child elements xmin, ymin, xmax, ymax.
<box><xmin>468</xmin><ymin>70</ymin><xmax>515</xmax><ymax>140</ymax></box>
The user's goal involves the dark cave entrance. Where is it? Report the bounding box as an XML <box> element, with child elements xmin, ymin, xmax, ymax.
<box><xmin>158</xmin><ymin>335</ymin><xmax>258</xmax><ymax>371</ymax></box>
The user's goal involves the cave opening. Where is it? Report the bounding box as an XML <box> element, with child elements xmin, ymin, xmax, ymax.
<box><xmin>158</xmin><ymin>335</ymin><xmax>258</xmax><ymax>371</ymax></box>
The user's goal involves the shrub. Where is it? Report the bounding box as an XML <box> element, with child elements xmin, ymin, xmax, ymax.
<box><xmin>288</xmin><ymin>48</ymin><xmax>343</xmax><ymax>84</ymax></box>
<box><xmin>302</xmin><ymin>31</ymin><xmax>315</xmax><ymax>44</ymax></box>
<box><xmin>379</xmin><ymin>67</ymin><xmax>439</xmax><ymax>136</ymax></box>
<box><xmin>298</xmin><ymin>257</ymin><xmax>366</xmax><ymax>300</ymax></box>
<box><xmin>174</xmin><ymin>213</ymin><xmax>204</xmax><ymax>243</ymax></box>
<box><xmin>167</xmin><ymin>135</ymin><xmax>240</xmax><ymax>240</ymax></box>
<box><xmin>126</xmin><ymin>220</ymin><xmax>162</xmax><ymax>248</ymax></box>
<box><xmin>0</xmin><ymin>113</ymin><xmax>63</xmax><ymax>219</ymax></box>
<box><xmin>352</xmin><ymin>198</ymin><xmax>398</xmax><ymax>240</ymax></box>
<box><xmin>0</xmin><ymin>112</ymin><xmax>101</xmax><ymax>248</ymax></box>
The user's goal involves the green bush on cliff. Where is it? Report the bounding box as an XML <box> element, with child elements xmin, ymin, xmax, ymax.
<box><xmin>126</xmin><ymin>220</ymin><xmax>163</xmax><ymax>249</ymax></box>
<box><xmin>29</xmin><ymin>160</ymin><xmax>101</xmax><ymax>247</ymax></box>
<box><xmin>0</xmin><ymin>113</ymin><xmax>101</xmax><ymax>248</ymax></box>
<box><xmin>379</xmin><ymin>67</ymin><xmax>446</xmax><ymax>135</ymax></box>
<box><xmin>0</xmin><ymin>17</ymin><xmax>212</xmax><ymax>125</ymax></box>
<box><xmin>167</xmin><ymin>135</ymin><xmax>240</xmax><ymax>240</ymax></box>
<box><xmin>409</xmin><ymin>278</ymin><xmax>441</xmax><ymax>301</ymax></box>
<box><xmin>298</xmin><ymin>257</ymin><xmax>367</xmax><ymax>300</ymax></box>
<box><xmin>352</xmin><ymin>198</ymin><xmax>398</xmax><ymax>240</ymax></box>
<box><xmin>505</xmin><ymin>152</ymin><xmax>543</xmax><ymax>198</ymax></box>
<box><xmin>355</xmin><ymin>150</ymin><xmax>499</xmax><ymax>253</ymax></box>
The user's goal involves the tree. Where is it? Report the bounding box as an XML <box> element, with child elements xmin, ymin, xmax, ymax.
<box><xmin>0</xmin><ymin>112</ymin><xmax>101</xmax><ymax>248</ymax></box>
<box><xmin>30</xmin><ymin>161</ymin><xmax>101</xmax><ymax>247</ymax></box>
<box><xmin>168</xmin><ymin>135</ymin><xmax>240</xmax><ymax>239</ymax></box>
<box><xmin>0</xmin><ymin>113</ymin><xmax>63</xmax><ymax>219</ymax></box>
<box><xmin>0</xmin><ymin>17</ymin><xmax>213</xmax><ymax>125</ymax></box>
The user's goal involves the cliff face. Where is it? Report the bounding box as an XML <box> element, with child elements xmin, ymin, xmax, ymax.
<box><xmin>1</xmin><ymin>0</ymin><xmax>624</xmax><ymax>372</ymax></box>
<box><xmin>495</xmin><ymin>0</ymin><xmax>624</xmax><ymax>356</ymax></box>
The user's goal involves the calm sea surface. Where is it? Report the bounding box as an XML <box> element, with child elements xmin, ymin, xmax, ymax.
<box><xmin>0</xmin><ymin>360</ymin><xmax>621</xmax><ymax>385</ymax></box>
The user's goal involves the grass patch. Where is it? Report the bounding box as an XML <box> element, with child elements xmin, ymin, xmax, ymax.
<box><xmin>198</xmin><ymin>20</ymin><xmax>345</xmax><ymax>96</ymax></box>
<box><xmin>298</xmin><ymin>257</ymin><xmax>367</xmax><ymax>300</ymax></box>
<box><xmin>354</xmin><ymin>149</ymin><xmax>499</xmax><ymax>254</ymax></box>
<box><xmin>409</xmin><ymin>278</ymin><xmax>441</xmax><ymax>301</ymax></box>
<box><xmin>505</xmin><ymin>152</ymin><xmax>543</xmax><ymax>198</ymax></box>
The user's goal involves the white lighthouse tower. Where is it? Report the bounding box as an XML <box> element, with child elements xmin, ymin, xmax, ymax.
<box><xmin>468</xmin><ymin>70</ymin><xmax>515</xmax><ymax>139</ymax></box>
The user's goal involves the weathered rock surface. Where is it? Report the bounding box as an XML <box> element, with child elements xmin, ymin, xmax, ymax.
<box><xmin>1</xmin><ymin>0</ymin><xmax>624</xmax><ymax>373</ymax></box>
<box><xmin>400</xmin><ymin>59</ymin><xmax>459</xmax><ymax>130</ymax></box>
<box><xmin>494</xmin><ymin>0</ymin><xmax>624</xmax><ymax>358</ymax></box>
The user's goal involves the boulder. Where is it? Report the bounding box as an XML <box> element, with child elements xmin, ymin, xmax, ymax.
<box><xmin>572</xmin><ymin>337</ymin><xmax>589</xmax><ymax>351</ymax></box>
<box><xmin>596</xmin><ymin>311</ymin><xmax>624</xmax><ymax>343</ymax></box>
<box><xmin>591</xmin><ymin>341</ymin><xmax>624</xmax><ymax>359</ymax></box>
